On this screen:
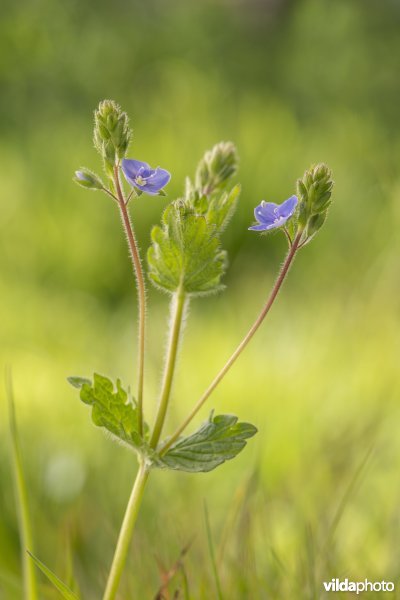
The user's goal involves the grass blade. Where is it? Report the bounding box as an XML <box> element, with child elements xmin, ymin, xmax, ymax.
<box><xmin>325</xmin><ymin>445</ymin><xmax>374</xmax><ymax>550</ymax></box>
<box><xmin>180</xmin><ymin>563</ymin><xmax>190</xmax><ymax>600</ymax></box>
<box><xmin>204</xmin><ymin>501</ymin><xmax>223</xmax><ymax>600</ymax></box>
<box><xmin>27</xmin><ymin>552</ymin><xmax>79</xmax><ymax>600</ymax></box>
<box><xmin>6</xmin><ymin>368</ymin><xmax>39</xmax><ymax>600</ymax></box>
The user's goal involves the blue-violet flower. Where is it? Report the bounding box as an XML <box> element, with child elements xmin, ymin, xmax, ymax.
<box><xmin>249</xmin><ymin>195</ymin><xmax>298</xmax><ymax>231</ymax></box>
<box><xmin>122</xmin><ymin>159</ymin><xmax>171</xmax><ymax>195</ymax></box>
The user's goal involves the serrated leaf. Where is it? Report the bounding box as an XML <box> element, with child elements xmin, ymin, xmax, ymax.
<box><xmin>67</xmin><ymin>376</ymin><xmax>91</xmax><ymax>389</ymax></box>
<box><xmin>68</xmin><ymin>374</ymin><xmax>148</xmax><ymax>451</ymax></box>
<box><xmin>156</xmin><ymin>414</ymin><xmax>257</xmax><ymax>473</ymax></box>
<box><xmin>147</xmin><ymin>203</ymin><xmax>227</xmax><ymax>296</ymax></box>
<box><xmin>28</xmin><ymin>552</ymin><xmax>79</xmax><ymax>599</ymax></box>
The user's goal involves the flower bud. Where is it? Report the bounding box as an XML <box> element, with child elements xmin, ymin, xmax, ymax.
<box><xmin>296</xmin><ymin>179</ymin><xmax>308</xmax><ymax>204</ymax></box>
<box><xmin>73</xmin><ymin>168</ymin><xmax>104</xmax><ymax>190</ymax></box>
<box><xmin>195</xmin><ymin>141</ymin><xmax>238</xmax><ymax>195</ymax></box>
<box><xmin>93</xmin><ymin>100</ymin><xmax>132</xmax><ymax>169</ymax></box>
<box><xmin>297</xmin><ymin>163</ymin><xmax>333</xmax><ymax>220</ymax></box>
<box><xmin>297</xmin><ymin>199</ymin><xmax>309</xmax><ymax>228</ymax></box>
<box><xmin>306</xmin><ymin>211</ymin><xmax>327</xmax><ymax>238</ymax></box>
<box><xmin>296</xmin><ymin>163</ymin><xmax>334</xmax><ymax>241</ymax></box>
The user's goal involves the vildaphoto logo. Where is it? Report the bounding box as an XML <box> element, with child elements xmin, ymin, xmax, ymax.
<box><xmin>323</xmin><ymin>579</ymin><xmax>395</xmax><ymax>594</ymax></box>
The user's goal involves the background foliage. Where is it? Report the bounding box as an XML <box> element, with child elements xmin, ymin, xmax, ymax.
<box><xmin>1</xmin><ymin>0</ymin><xmax>400</xmax><ymax>597</ymax></box>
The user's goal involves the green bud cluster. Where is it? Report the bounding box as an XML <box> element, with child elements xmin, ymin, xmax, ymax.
<box><xmin>93</xmin><ymin>100</ymin><xmax>131</xmax><ymax>177</ymax></box>
<box><xmin>297</xmin><ymin>163</ymin><xmax>334</xmax><ymax>239</ymax></box>
<box><xmin>184</xmin><ymin>142</ymin><xmax>240</xmax><ymax>234</ymax></box>
<box><xmin>147</xmin><ymin>142</ymin><xmax>240</xmax><ymax>297</ymax></box>
<box><xmin>194</xmin><ymin>141</ymin><xmax>238</xmax><ymax>195</ymax></box>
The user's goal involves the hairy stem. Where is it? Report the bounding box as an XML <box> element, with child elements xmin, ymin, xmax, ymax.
<box><xmin>114</xmin><ymin>166</ymin><xmax>146</xmax><ymax>436</ymax></box>
<box><xmin>159</xmin><ymin>232</ymin><xmax>302</xmax><ymax>454</ymax></box>
<box><xmin>150</xmin><ymin>287</ymin><xmax>187</xmax><ymax>449</ymax></box>
<box><xmin>102</xmin><ymin>462</ymin><xmax>150</xmax><ymax>600</ymax></box>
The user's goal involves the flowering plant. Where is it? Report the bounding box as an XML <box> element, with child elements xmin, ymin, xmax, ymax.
<box><xmin>20</xmin><ymin>99</ymin><xmax>333</xmax><ymax>598</ymax></box>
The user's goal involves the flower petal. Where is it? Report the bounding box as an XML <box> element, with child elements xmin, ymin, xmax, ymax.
<box><xmin>248</xmin><ymin>223</ymin><xmax>268</xmax><ymax>231</ymax></box>
<box><xmin>137</xmin><ymin>165</ymin><xmax>152</xmax><ymax>178</ymax></box>
<box><xmin>140</xmin><ymin>167</ymin><xmax>171</xmax><ymax>194</ymax></box>
<box><xmin>277</xmin><ymin>195</ymin><xmax>298</xmax><ymax>218</ymax></box>
<box><xmin>265</xmin><ymin>217</ymin><xmax>287</xmax><ymax>230</ymax></box>
<box><xmin>254</xmin><ymin>201</ymin><xmax>279</xmax><ymax>224</ymax></box>
<box><xmin>122</xmin><ymin>159</ymin><xmax>151</xmax><ymax>185</ymax></box>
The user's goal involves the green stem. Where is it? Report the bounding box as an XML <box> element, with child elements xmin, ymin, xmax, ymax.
<box><xmin>159</xmin><ymin>232</ymin><xmax>302</xmax><ymax>455</ymax></box>
<box><xmin>114</xmin><ymin>166</ymin><xmax>146</xmax><ymax>437</ymax></box>
<box><xmin>102</xmin><ymin>463</ymin><xmax>150</xmax><ymax>600</ymax></box>
<box><xmin>102</xmin><ymin>257</ymin><xmax>186</xmax><ymax>600</ymax></box>
<box><xmin>6</xmin><ymin>370</ymin><xmax>39</xmax><ymax>600</ymax></box>
<box><xmin>150</xmin><ymin>287</ymin><xmax>187</xmax><ymax>449</ymax></box>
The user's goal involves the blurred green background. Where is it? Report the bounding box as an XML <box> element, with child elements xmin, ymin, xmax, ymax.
<box><xmin>1</xmin><ymin>0</ymin><xmax>400</xmax><ymax>597</ymax></box>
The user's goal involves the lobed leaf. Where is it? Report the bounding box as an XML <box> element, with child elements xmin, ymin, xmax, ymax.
<box><xmin>148</xmin><ymin>143</ymin><xmax>240</xmax><ymax>296</ymax></box>
<box><xmin>67</xmin><ymin>374</ymin><xmax>148</xmax><ymax>451</ymax></box>
<box><xmin>156</xmin><ymin>413</ymin><xmax>257</xmax><ymax>473</ymax></box>
<box><xmin>147</xmin><ymin>203</ymin><xmax>227</xmax><ymax>296</ymax></box>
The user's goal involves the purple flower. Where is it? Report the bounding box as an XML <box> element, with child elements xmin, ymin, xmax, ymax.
<box><xmin>121</xmin><ymin>159</ymin><xmax>171</xmax><ymax>195</ymax></box>
<box><xmin>249</xmin><ymin>195</ymin><xmax>298</xmax><ymax>231</ymax></box>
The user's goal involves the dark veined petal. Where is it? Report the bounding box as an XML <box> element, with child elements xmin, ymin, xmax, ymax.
<box><xmin>266</xmin><ymin>216</ymin><xmax>287</xmax><ymax>229</ymax></box>
<box><xmin>134</xmin><ymin>182</ymin><xmax>152</xmax><ymax>193</ymax></box>
<box><xmin>122</xmin><ymin>159</ymin><xmax>151</xmax><ymax>185</ymax></box>
<box><xmin>255</xmin><ymin>201</ymin><xmax>279</xmax><ymax>224</ymax></box>
<box><xmin>140</xmin><ymin>167</ymin><xmax>171</xmax><ymax>194</ymax></box>
<box><xmin>277</xmin><ymin>195</ymin><xmax>298</xmax><ymax>218</ymax></box>
<box><xmin>137</xmin><ymin>165</ymin><xmax>152</xmax><ymax>178</ymax></box>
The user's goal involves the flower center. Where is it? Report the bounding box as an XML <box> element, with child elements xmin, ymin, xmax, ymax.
<box><xmin>135</xmin><ymin>175</ymin><xmax>147</xmax><ymax>186</ymax></box>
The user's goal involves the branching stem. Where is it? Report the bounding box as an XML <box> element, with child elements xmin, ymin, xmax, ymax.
<box><xmin>102</xmin><ymin>187</ymin><xmax>119</xmax><ymax>203</ymax></box>
<box><xmin>159</xmin><ymin>232</ymin><xmax>302</xmax><ymax>454</ymax></box>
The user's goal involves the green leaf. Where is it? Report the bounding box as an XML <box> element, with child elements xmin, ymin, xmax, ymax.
<box><xmin>68</xmin><ymin>374</ymin><xmax>148</xmax><ymax>451</ymax></box>
<box><xmin>67</xmin><ymin>376</ymin><xmax>91</xmax><ymax>389</ymax></box>
<box><xmin>156</xmin><ymin>413</ymin><xmax>257</xmax><ymax>473</ymax></box>
<box><xmin>206</xmin><ymin>184</ymin><xmax>241</xmax><ymax>232</ymax></box>
<box><xmin>148</xmin><ymin>143</ymin><xmax>240</xmax><ymax>296</ymax></box>
<box><xmin>28</xmin><ymin>552</ymin><xmax>79</xmax><ymax>599</ymax></box>
<box><xmin>185</xmin><ymin>184</ymin><xmax>240</xmax><ymax>235</ymax></box>
<box><xmin>147</xmin><ymin>203</ymin><xmax>227</xmax><ymax>296</ymax></box>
